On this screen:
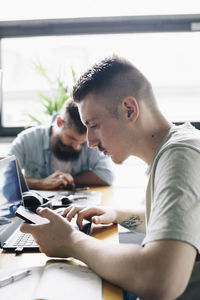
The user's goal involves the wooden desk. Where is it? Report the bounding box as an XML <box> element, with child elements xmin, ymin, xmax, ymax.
<box><xmin>0</xmin><ymin>186</ymin><xmax>123</xmax><ymax>300</ymax></box>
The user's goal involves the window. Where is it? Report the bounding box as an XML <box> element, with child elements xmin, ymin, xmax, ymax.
<box><xmin>0</xmin><ymin>10</ymin><xmax>200</xmax><ymax>188</ymax></box>
<box><xmin>0</xmin><ymin>14</ymin><xmax>200</xmax><ymax>136</ymax></box>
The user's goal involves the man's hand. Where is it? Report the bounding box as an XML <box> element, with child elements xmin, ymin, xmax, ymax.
<box><xmin>62</xmin><ymin>205</ymin><xmax>117</xmax><ymax>230</ymax></box>
<box><xmin>41</xmin><ymin>171</ymin><xmax>75</xmax><ymax>189</ymax></box>
<box><xmin>20</xmin><ymin>207</ymin><xmax>79</xmax><ymax>257</ymax></box>
<box><xmin>26</xmin><ymin>170</ymin><xmax>75</xmax><ymax>190</ymax></box>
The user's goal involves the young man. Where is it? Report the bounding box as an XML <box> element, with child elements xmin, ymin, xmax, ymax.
<box><xmin>21</xmin><ymin>56</ymin><xmax>200</xmax><ymax>299</ymax></box>
<box><xmin>8</xmin><ymin>100</ymin><xmax>114</xmax><ymax>190</ymax></box>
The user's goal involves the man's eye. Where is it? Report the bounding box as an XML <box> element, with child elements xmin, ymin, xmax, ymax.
<box><xmin>90</xmin><ymin>124</ymin><xmax>97</xmax><ymax>129</ymax></box>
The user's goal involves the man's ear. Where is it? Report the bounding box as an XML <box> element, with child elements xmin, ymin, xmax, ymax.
<box><xmin>56</xmin><ymin>116</ymin><xmax>64</xmax><ymax>128</ymax></box>
<box><xmin>121</xmin><ymin>96</ymin><xmax>139</xmax><ymax>122</ymax></box>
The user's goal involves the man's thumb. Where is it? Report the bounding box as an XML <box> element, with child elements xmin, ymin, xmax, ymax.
<box><xmin>92</xmin><ymin>215</ymin><xmax>108</xmax><ymax>224</ymax></box>
<box><xmin>36</xmin><ymin>207</ymin><xmax>55</xmax><ymax>222</ymax></box>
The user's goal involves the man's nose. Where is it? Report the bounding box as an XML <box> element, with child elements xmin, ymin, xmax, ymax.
<box><xmin>87</xmin><ymin>130</ymin><xmax>99</xmax><ymax>148</ymax></box>
<box><xmin>72</xmin><ymin>142</ymin><xmax>81</xmax><ymax>151</ymax></box>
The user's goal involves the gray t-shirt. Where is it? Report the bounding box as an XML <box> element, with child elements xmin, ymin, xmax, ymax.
<box><xmin>142</xmin><ymin>122</ymin><xmax>200</xmax><ymax>299</ymax></box>
<box><xmin>51</xmin><ymin>153</ymin><xmax>72</xmax><ymax>174</ymax></box>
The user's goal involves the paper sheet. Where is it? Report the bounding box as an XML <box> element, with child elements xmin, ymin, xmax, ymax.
<box><xmin>0</xmin><ymin>267</ymin><xmax>42</xmax><ymax>300</ymax></box>
<box><xmin>0</xmin><ymin>262</ymin><xmax>102</xmax><ymax>300</ymax></box>
<box><xmin>33</xmin><ymin>262</ymin><xmax>102</xmax><ymax>300</ymax></box>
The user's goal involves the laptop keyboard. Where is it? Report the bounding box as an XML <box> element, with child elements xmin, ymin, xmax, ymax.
<box><xmin>4</xmin><ymin>228</ymin><xmax>38</xmax><ymax>251</ymax></box>
<box><xmin>2</xmin><ymin>216</ymin><xmax>91</xmax><ymax>252</ymax></box>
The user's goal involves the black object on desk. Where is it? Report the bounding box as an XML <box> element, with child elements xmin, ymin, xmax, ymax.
<box><xmin>51</xmin><ymin>193</ymin><xmax>88</xmax><ymax>209</ymax></box>
<box><xmin>58</xmin><ymin>184</ymin><xmax>89</xmax><ymax>192</ymax></box>
<box><xmin>22</xmin><ymin>191</ymin><xmax>51</xmax><ymax>212</ymax></box>
<box><xmin>60</xmin><ymin>196</ymin><xmax>73</xmax><ymax>205</ymax></box>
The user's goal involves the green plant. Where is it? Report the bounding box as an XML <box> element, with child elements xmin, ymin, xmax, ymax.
<box><xmin>28</xmin><ymin>59</ymin><xmax>76</xmax><ymax>125</ymax></box>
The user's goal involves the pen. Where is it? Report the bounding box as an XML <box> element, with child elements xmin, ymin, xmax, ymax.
<box><xmin>0</xmin><ymin>269</ymin><xmax>31</xmax><ymax>288</ymax></box>
<box><xmin>69</xmin><ymin>195</ymin><xmax>88</xmax><ymax>201</ymax></box>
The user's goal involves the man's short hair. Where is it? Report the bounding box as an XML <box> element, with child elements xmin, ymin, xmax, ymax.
<box><xmin>60</xmin><ymin>99</ymin><xmax>87</xmax><ymax>135</ymax></box>
<box><xmin>73</xmin><ymin>55</ymin><xmax>155</xmax><ymax>116</ymax></box>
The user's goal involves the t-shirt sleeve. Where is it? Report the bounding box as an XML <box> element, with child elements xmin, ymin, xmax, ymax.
<box><xmin>143</xmin><ymin>146</ymin><xmax>200</xmax><ymax>252</ymax></box>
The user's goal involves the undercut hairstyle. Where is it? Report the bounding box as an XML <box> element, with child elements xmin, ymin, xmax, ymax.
<box><xmin>73</xmin><ymin>55</ymin><xmax>156</xmax><ymax>117</ymax></box>
<box><xmin>60</xmin><ymin>99</ymin><xmax>87</xmax><ymax>135</ymax></box>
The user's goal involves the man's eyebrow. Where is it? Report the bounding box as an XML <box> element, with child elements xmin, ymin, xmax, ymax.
<box><xmin>85</xmin><ymin>118</ymin><xmax>97</xmax><ymax>125</ymax></box>
<box><xmin>67</xmin><ymin>134</ymin><xmax>85</xmax><ymax>143</ymax></box>
<box><xmin>68</xmin><ymin>135</ymin><xmax>78</xmax><ymax>141</ymax></box>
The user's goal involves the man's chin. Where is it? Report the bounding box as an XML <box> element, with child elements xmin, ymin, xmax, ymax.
<box><xmin>110</xmin><ymin>155</ymin><xmax>124</xmax><ymax>165</ymax></box>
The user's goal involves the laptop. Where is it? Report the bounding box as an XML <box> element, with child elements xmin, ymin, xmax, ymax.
<box><xmin>0</xmin><ymin>155</ymin><xmax>39</xmax><ymax>252</ymax></box>
<box><xmin>0</xmin><ymin>155</ymin><xmax>92</xmax><ymax>252</ymax></box>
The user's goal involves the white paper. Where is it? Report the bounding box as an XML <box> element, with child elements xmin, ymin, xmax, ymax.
<box><xmin>0</xmin><ymin>262</ymin><xmax>102</xmax><ymax>300</ymax></box>
<box><xmin>0</xmin><ymin>267</ymin><xmax>42</xmax><ymax>300</ymax></box>
<box><xmin>33</xmin><ymin>262</ymin><xmax>102</xmax><ymax>300</ymax></box>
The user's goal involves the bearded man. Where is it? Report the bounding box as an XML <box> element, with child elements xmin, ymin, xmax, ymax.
<box><xmin>8</xmin><ymin>100</ymin><xmax>114</xmax><ymax>190</ymax></box>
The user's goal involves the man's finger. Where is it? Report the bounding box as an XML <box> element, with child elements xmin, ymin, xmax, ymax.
<box><xmin>37</xmin><ymin>207</ymin><xmax>58</xmax><ymax>222</ymax></box>
<box><xmin>61</xmin><ymin>205</ymin><xmax>74</xmax><ymax>217</ymax></box>
<box><xmin>63</xmin><ymin>175</ymin><xmax>74</xmax><ymax>185</ymax></box>
<box><xmin>60</xmin><ymin>178</ymin><xmax>68</xmax><ymax>186</ymax></box>
<box><xmin>66</xmin><ymin>206</ymin><xmax>84</xmax><ymax>222</ymax></box>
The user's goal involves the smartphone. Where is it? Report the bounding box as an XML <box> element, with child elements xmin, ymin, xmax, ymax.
<box><xmin>70</xmin><ymin>217</ymin><xmax>92</xmax><ymax>235</ymax></box>
<box><xmin>55</xmin><ymin>209</ymin><xmax>92</xmax><ymax>235</ymax></box>
<box><xmin>16</xmin><ymin>206</ymin><xmax>49</xmax><ymax>225</ymax></box>
<box><xmin>16</xmin><ymin>206</ymin><xmax>91</xmax><ymax>234</ymax></box>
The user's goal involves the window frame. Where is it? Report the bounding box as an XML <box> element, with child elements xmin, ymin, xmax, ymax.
<box><xmin>0</xmin><ymin>14</ymin><xmax>200</xmax><ymax>136</ymax></box>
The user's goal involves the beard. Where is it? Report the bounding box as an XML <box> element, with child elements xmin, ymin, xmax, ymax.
<box><xmin>51</xmin><ymin>135</ymin><xmax>81</xmax><ymax>161</ymax></box>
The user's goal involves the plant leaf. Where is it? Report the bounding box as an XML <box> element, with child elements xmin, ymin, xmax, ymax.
<box><xmin>26</xmin><ymin>60</ymin><xmax>77</xmax><ymax>125</ymax></box>
<box><xmin>27</xmin><ymin>114</ymin><xmax>42</xmax><ymax>125</ymax></box>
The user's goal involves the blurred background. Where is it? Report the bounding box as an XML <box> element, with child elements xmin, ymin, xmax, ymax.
<box><xmin>0</xmin><ymin>0</ymin><xmax>200</xmax><ymax>193</ymax></box>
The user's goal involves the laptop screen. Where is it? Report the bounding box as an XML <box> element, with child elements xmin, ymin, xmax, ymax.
<box><xmin>16</xmin><ymin>159</ymin><xmax>29</xmax><ymax>193</ymax></box>
<box><xmin>0</xmin><ymin>156</ymin><xmax>23</xmax><ymax>217</ymax></box>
